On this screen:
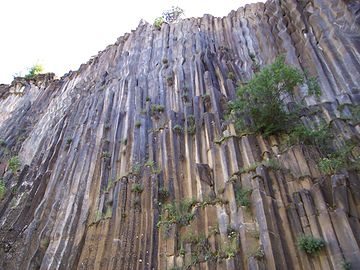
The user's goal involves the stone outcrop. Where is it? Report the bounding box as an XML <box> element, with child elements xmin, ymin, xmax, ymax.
<box><xmin>0</xmin><ymin>0</ymin><xmax>359</xmax><ymax>269</ymax></box>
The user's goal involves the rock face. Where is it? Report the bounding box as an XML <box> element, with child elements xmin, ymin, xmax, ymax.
<box><xmin>0</xmin><ymin>0</ymin><xmax>360</xmax><ymax>269</ymax></box>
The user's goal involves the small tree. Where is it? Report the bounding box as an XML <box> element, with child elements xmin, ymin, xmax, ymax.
<box><xmin>25</xmin><ymin>64</ymin><xmax>44</xmax><ymax>79</ymax></box>
<box><xmin>228</xmin><ymin>56</ymin><xmax>305</xmax><ymax>136</ymax></box>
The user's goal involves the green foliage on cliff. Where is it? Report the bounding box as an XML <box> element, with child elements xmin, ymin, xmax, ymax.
<box><xmin>229</xmin><ymin>56</ymin><xmax>304</xmax><ymax>136</ymax></box>
<box><xmin>25</xmin><ymin>64</ymin><xmax>44</xmax><ymax>79</ymax></box>
<box><xmin>157</xmin><ymin>199</ymin><xmax>197</xmax><ymax>232</ymax></box>
<box><xmin>297</xmin><ymin>235</ymin><xmax>325</xmax><ymax>255</ymax></box>
<box><xmin>0</xmin><ymin>180</ymin><xmax>6</xmax><ymax>201</ymax></box>
<box><xmin>228</xmin><ymin>56</ymin><xmax>321</xmax><ymax>137</ymax></box>
<box><xmin>235</xmin><ymin>187</ymin><xmax>252</xmax><ymax>208</ymax></box>
<box><xmin>9</xmin><ymin>156</ymin><xmax>20</xmax><ymax>173</ymax></box>
<box><xmin>318</xmin><ymin>142</ymin><xmax>360</xmax><ymax>175</ymax></box>
<box><xmin>131</xmin><ymin>183</ymin><xmax>143</xmax><ymax>193</ymax></box>
<box><xmin>154</xmin><ymin>17</ymin><xmax>165</xmax><ymax>29</ymax></box>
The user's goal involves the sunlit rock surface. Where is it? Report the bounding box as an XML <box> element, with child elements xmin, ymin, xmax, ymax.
<box><xmin>0</xmin><ymin>0</ymin><xmax>359</xmax><ymax>269</ymax></box>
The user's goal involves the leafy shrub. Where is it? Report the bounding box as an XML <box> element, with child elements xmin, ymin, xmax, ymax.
<box><xmin>166</xmin><ymin>76</ymin><xmax>173</xmax><ymax>86</ymax></box>
<box><xmin>135</xmin><ymin>121</ymin><xmax>141</xmax><ymax>128</ymax></box>
<box><xmin>235</xmin><ymin>187</ymin><xmax>252</xmax><ymax>208</ymax></box>
<box><xmin>131</xmin><ymin>163</ymin><xmax>142</xmax><ymax>175</ymax></box>
<box><xmin>0</xmin><ymin>139</ymin><xmax>6</xmax><ymax>147</ymax></box>
<box><xmin>262</xmin><ymin>158</ymin><xmax>281</xmax><ymax>170</ymax></box>
<box><xmin>158</xmin><ymin>187</ymin><xmax>169</xmax><ymax>202</ymax></box>
<box><xmin>9</xmin><ymin>156</ymin><xmax>20</xmax><ymax>173</ymax></box>
<box><xmin>131</xmin><ymin>183</ymin><xmax>144</xmax><ymax>193</ymax></box>
<box><xmin>172</xmin><ymin>124</ymin><xmax>183</xmax><ymax>134</ymax></box>
<box><xmin>145</xmin><ymin>160</ymin><xmax>161</xmax><ymax>174</ymax></box>
<box><xmin>186</xmin><ymin>115</ymin><xmax>196</xmax><ymax>135</ymax></box>
<box><xmin>94</xmin><ymin>210</ymin><xmax>102</xmax><ymax>222</ymax></box>
<box><xmin>286</xmin><ymin>124</ymin><xmax>332</xmax><ymax>154</ymax></box>
<box><xmin>151</xmin><ymin>104</ymin><xmax>165</xmax><ymax>115</ymax></box>
<box><xmin>25</xmin><ymin>64</ymin><xmax>44</xmax><ymax>79</ymax></box>
<box><xmin>101</xmin><ymin>151</ymin><xmax>111</xmax><ymax>160</ymax></box>
<box><xmin>318</xmin><ymin>155</ymin><xmax>344</xmax><ymax>175</ymax></box>
<box><xmin>297</xmin><ymin>235</ymin><xmax>325</xmax><ymax>254</ymax></box>
<box><xmin>157</xmin><ymin>198</ymin><xmax>197</xmax><ymax>231</ymax></box>
<box><xmin>227</xmin><ymin>225</ymin><xmax>238</xmax><ymax>239</ymax></box>
<box><xmin>318</xmin><ymin>142</ymin><xmax>359</xmax><ymax>175</ymax></box>
<box><xmin>154</xmin><ymin>17</ymin><xmax>165</xmax><ymax>29</ymax></box>
<box><xmin>248</xmin><ymin>246</ymin><xmax>265</xmax><ymax>260</ymax></box>
<box><xmin>0</xmin><ymin>180</ymin><xmax>6</xmax><ymax>200</ymax></box>
<box><xmin>342</xmin><ymin>261</ymin><xmax>351</xmax><ymax>270</ymax></box>
<box><xmin>228</xmin><ymin>56</ymin><xmax>304</xmax><ymax>136</ymax></box>
<box><xmin>227</xmin><ymin>72</ymin><xmax>235</xmax><ymax>81</ymax></box>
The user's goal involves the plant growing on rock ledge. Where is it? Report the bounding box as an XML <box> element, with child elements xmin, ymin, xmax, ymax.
<box><xmin>25</xmin><ymin>64</ymin><xmax>44</xmax><ymax>79</ymax></box>
<box><xmin>154</xmin><ymin>17</ymin><xmax>165</xmax><ymax>30</ymax></box>
<box><xmin>101</xmin><ymin>151</ymin><xmax>111</xmax><ymax>160</ymax></box>
<box><xmin>0</xmin><ymin>180</ymin><xmax>6</xmax><ymax>200</ymax></box>
<box><xmin>157</xmin><ymin>198</ymin><xmax>197</xmax><ymax>233</ymax></box>
<box><xmin>135</xmin><ymin>121</ymin><xmax>142</xmax><ymax>128</ymax></box>
<box><xmin>297</xmin><ymin>235</ymin><xmax>325</xmax><ymax>255</ymax></box>
<box><xmin>8</xmin><ymin>156</ymin><xmax>21</xmax><ymax>173</ymax></box>
<box><xmin>228</xmin><ymin>56</ymin><xmax>320</xmax><ymax>137</ymax></box>
<box><xmin>172</xmin><ymin>124</ymin><xmax>183</xmax><ymax>134</ymax></box>
<box><xmin>131</xmin><ymin>183</ymin><xmax>144</xmax><ymax>193</ymax></box>
<box><xmin>235</xmin><ymin>186</ymin><xmax>252</xmax><ymax>208</ymax></box>
<box><xmin>248</xmin><ymin>246</ymin><xmax>265</xmax><ymax>260</ymax></box>
<box><xmin>318</xmin><ymin>142</ymin><xmax>360</xmax><ymax>175</ymax></box>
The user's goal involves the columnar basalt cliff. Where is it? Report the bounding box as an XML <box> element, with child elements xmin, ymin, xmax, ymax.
<box><xmin>1</xmin><ymin>0</ymin><xmax>360</xmax><ymax>269</ymax></box>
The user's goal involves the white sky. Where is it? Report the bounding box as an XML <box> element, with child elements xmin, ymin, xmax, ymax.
<box><xmin>0</xmin><ymin>0</ymin><xmax>262</xmax><ymax>84</ymax></box>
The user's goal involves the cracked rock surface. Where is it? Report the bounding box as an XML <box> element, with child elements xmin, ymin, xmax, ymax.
<box><xmin>0</xmin><ymin>0</ymin><xmax>359</xmax><ymax>269</ymax></box>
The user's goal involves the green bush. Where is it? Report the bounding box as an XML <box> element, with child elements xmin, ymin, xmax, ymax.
<box><xmin>172</xmin><ymin>124</ymin><xmax>183</xmax><ymax>134</ymax></box>
<box><xmin>101</xmin><ymin>151</ymin><xmax>111</xmax><ymax>160</ymax></box>
<box><xmin>297</xmin><ymin>235</ymin><xmax>325</xmax><ymax>255</ymax></box>
<box><xmin>318</xmin><ymin>155</ymin><xmax>345</xmax><ymax>175</ymax></box>
<box><xmin>0</xmin><ymin>139</ymin><xmax>6</xmax><ymax>147</ymax></box>
<box><xmin>186</xmin><ymin>115</ymin><xmax>196</xmax><ymax>135</ymax></box>
<box><xmin>318</xmin><ymin>143</ymin><xmax>360</xmax><ymax>175</ymax></box>
<box><xmin>227</xmin><ymin>72</ymin><xmax>235</xmax><ymax>81</ymax></box>
<box><xmin>248</xmin><ymin>246</ymin><xmax>265</xmax><ymax>260</ymax></box>
<box><xmin>235</xmin><ymin>187</ymin><xmax>252</xmax><ymax>208</ymax></box>
<box><xmin>151</xmin><ymin>104</ymin><xmax>165</xmax><ymax>115</ymax></box>
<box><xmin>166</xmin><ymin>76</ymin><xmax>173</xmax><ymax>86</ymax></box>
<box><xmin>342</xmin><ymin>261</ymin><xmax>351</xmax><ymax>270</ymax></box>
<box><xmin>131</xmin><ymin>183</ymin><xmax>144</xmax><ymax>193</ymax></box>
<box><xmin>131</xmin><ymin>163</ymin><xmax>142</xmax><ymax>175</ymax></box>
<box><xmin>157</xmin><ymin>198</ymin><xmax>197</xmax><ymax>232</ymax></box>
<box><xmin>229</xmin><ymin>56</ymin><xmax>304</xmax><ymax>136</ymax></box>
<box><xmin>286</xmin><ymin>124</ymin><xmax>332</xmax><ymax>154</ymax></box>
<box><xmin>158</xmin><ymin>187</ymin><xmax>169</xmax><ymax>202</ymax></box>
<box><xmin>154</xmin><ymin>17</ymin><xmax>165</xmax><ymax>29</ymax></box>
<box><xmin>0</xmin><ymin>180</ymin><xmax>6</xmax><ymax>200</ymax></box>
<box><xmin>25</xmin><ymin>64</ymin><xmax>44</xmax><ymax>79</ymax></box>
<box><xmin>9</xmin><ymin>156</ymin><xmax>21</xmax><ymax>173</ymax></box>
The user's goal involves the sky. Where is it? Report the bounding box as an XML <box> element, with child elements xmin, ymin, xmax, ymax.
<box><xmin>0</xmin><ymin>0</ymin><xmax>262</xmax><ymax>84</ymax></box>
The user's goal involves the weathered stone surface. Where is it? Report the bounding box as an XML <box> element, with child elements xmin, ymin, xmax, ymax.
<box><xmin>0</xmin><ymin>0</ymin><xmax>359</xmax><ymax>269</ymax></box>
